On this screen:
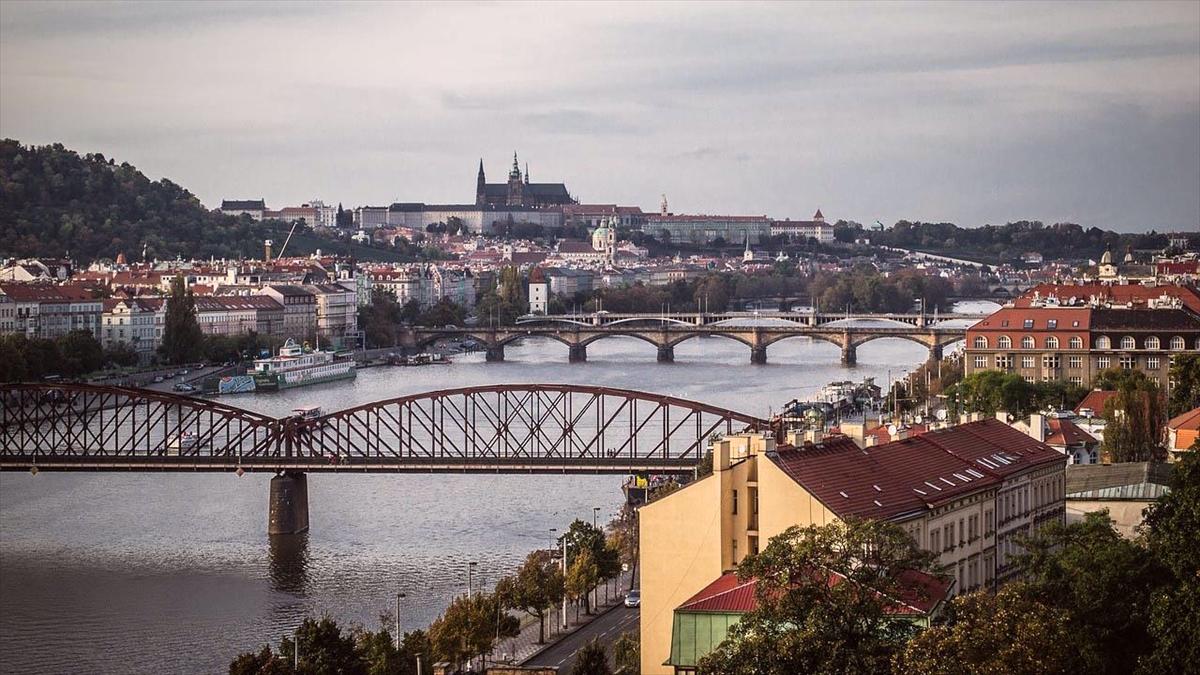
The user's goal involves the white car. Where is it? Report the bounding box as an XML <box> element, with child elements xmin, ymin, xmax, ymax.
<box><xmin>624</xmin><ymin>589</ymin><xmax>641</xmax><ymax>607</ymax></box>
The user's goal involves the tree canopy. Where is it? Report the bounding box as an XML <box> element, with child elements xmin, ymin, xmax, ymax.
<box><xmin>495</xmin><ymin>550</ymin><xmax>564</xmax><ymax>644</ymax></box>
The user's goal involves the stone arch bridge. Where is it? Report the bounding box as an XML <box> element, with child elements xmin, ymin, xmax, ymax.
<box><xmin>407</xmin><ymin>320</ymin><xmax>969</xmax><ymax>365</ymax></box>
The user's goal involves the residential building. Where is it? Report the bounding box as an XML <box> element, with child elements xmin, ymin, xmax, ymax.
<box><xmin>256</xmin><ymin>285</ymin><xmax>318</xmax><ymax>337</ymax></box>
<box><xmin>528</xmin><ymin>268</ymin><xmax>549</xmax><ymax>314</ymax></box>
<box><xmin>220</xmin><ymin>199</ymin><xmax>266</xmax><ymax>221</ymax></box>
<box><xmin>639</xmin><ymin>420</ymin><xmax>1065</xmax><ymax>675</ymax></box>
<box><xmin>1011</xmin><ymin>412</ymin><xmax>1101</xmax><ymax>464</ymax></box>
<box><xmin>353</xmin><ymin>206</ymin><xmax>390</xmax><ymax>229</ymax></box>
<box><xmin>305</xmin><ymin>283</ymin><xmax>358</xmax><ymax>344</ymax></box>
<box><xmin>100</xmin><ymin>297</ymin><xmax>164</xmax><ymax>359</ymax></box>
<box><xmin>964</xmin><ymin>304</ymin><xmax>1200</xmax><ymax>390</ymax></box>
<box><xmin>561</xmin><ymin>204</ymin><xmax>645</xmax><ymax>230</ymax></box>
<box><xmin>0</xmin><ymin>283</ymin><xmax>102</xmax><ymax>339</ymax></box>
<box><xmin>1167</xmin><ymin>406</ymin><xmax>1200</xmax><ymax>460</ymax></box>
<box><xmin>1065</xmin><ymin>462</ymin><xmax>1173</xmax><ymax>537</ymax></box>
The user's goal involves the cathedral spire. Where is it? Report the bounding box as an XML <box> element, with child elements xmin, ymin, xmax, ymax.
<box><xmin>524</xmin><ymin>162</ymin><xmax>529</xmax><ymax>185</ymax></box>
<box><xmin>510</xmin><ymin>151</ymin><xmax>521</xmax><ymax>180</ymax></box>
<box><xmin>478</xmin><ymin>158</ymin><xmax>484</xmax><ymax>178</ymax></box>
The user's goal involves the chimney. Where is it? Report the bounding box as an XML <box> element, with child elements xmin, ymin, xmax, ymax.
<box><xmin>1029</xmin><ymin>413</ymin><xmax>1045</xmax><ymax>443</ymax></box>
<box><xmin>264</xmin><ymin>239</ymin><xmax>273</xmax><ymax>261</ymax></box>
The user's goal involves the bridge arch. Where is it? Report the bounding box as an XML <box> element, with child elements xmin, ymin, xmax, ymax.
<box><xmin>664</xmin><ymin>331</ymin><xmax>757</xmax><ymax>350</ymax></box>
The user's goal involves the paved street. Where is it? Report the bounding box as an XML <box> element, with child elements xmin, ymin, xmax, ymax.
<box><xmin>522</xmin><ymin>605</ymin><xmax>639</xmax><ymax>673</ymax></box>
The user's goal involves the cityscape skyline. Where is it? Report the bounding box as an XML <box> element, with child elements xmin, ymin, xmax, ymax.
<box><xmin>1</xmin><ymin>1</ymin><xmax>1197</xmax><ymax>232</ymax></box>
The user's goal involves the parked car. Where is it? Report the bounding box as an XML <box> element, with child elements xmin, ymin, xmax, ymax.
<box><xmin>153</xmin><ymin>375</ymin><xmax>164</xmax><ymax>383</ymax></box>
<box><xmin>173</xmin><ymin>383</ymin><xmax>196</xmax><ymax>393</ymax></box>
<box><xmin>624</xmin><ymin>589</ymin><xmax>641</xmax><ymax>607</ymax></box>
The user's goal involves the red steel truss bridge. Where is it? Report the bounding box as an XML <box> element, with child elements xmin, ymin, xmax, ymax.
<box><xmin>0</xmin><ymin>383</ymin><xmax>771</xmax><ymax>475</ymax></box>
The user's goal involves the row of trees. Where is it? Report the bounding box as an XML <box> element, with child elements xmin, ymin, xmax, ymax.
<box><xmin>944</xmin><ymin>370</ymin><xmax>1088</xmax><ymax>419</ymax></box>
<box><xmin>699</xmin><ymin>451</ymin><xmax>1199</xmax><ymax>674</ymax></box>
<box><xmin>0</xmin><ymin>330</ymin><xmax>136</xmax><ymax>382</ymax></box>
<box><xmin>229</xmin><ymin>515</ymin><xmax>635</xmax><ymax>674</ymax></box>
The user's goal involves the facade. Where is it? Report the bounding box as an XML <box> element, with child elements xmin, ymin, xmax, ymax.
<box><xmin>639</xmin><ymin>420</ymin><xmax>1066</xmax><ymax>675</ymax></box>
<box><xmin>369</xmin><ymin>266</ymin><xmax>477</xmax><ymax>309</ymax></box>
<box><xmin>528</xmin><ymin>268</ymin><xmax>549</xmax><ymax>314</ymax></box>
<box><xmin>1167</xmin><ymin>406</ymin><xmax>1200</xmax><ymax>460</ymax></box>
<box><xmin>305</xmin><ymin>283</ymin><xmax>358</xmax><ymax>343</ymax></box>
<box><xmin>353</xmin><ymin>206</ymin><xmax>390</xmax><ymax>229</ymax></box>
<box><xmin>475</xmin><ymin>154</ymin><xmax>575</xmax><ymax>208</ymax></box>
<box><xmin>964</xmin><ymin>304</ymin><xmax>1200</xmax><ymax>390</ymax></box>
<box><xmin>100</xmin><ymin>297</ymin><xmax>164</xmax><ymax>359</ymax></box>
<box><xmin>220</xmin><ymin>199</ymin><xmax>266</xmax><ymax>221</ymax></box>
<box><xmin>386</xmin><ymin>202</ymin><xmax>563</xmax><ymax>235</ymax></box>
<box><xmin>0</xmin><ymin>283</ymin><xmax>102</xmax><ymax>339</ymax></box>
<box><xmin>256</xmin><ymin>285</ymin><xmax>318</xmax><ymax>337</ymax></box>
<box><xmin>644</xmin><ymin>214</ymin><xmax>772</xmax><ymax>245</ymax></box>
<box><xmin>770</xmin><ymin>209</ymin><xmax>834</xmax><ymax>243</ymax></box>
<box><xmin>561</xmin><ymin>204</ymin><xmax>645</xmax><ymax>230</ymax></box>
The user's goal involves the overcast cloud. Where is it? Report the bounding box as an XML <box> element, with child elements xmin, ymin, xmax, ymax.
<box><xmin>1</xmin><ymin>1</ymin><xmax>1197</xmax><ymax>231</ymax></box>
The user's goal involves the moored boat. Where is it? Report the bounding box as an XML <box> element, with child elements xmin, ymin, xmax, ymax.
<box><xmin>252</xmin><ymin>339</ymin><xmax>356</xmax><ymax>391</ymax></box>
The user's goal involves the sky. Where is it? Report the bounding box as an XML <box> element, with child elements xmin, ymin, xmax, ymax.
<box><xmin>1</xmin><ymin>1</ymin><xmax>1198</xmax><ymax>232</ymax></box>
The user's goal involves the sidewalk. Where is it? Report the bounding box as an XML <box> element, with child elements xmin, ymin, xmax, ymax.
<box><xmin>490</xmin><ymin>570</ymin><xmax>634</xmax><ymax>665</ymax></box>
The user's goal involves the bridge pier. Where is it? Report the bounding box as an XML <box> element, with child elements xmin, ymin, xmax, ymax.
<box><xmin>750</xmin><ymin>347</ymin><xmax>768</xmax><ymax>365</ymax></box>
<box><xmin>929</xmin><ymin>343</ymin><xmax>944</xmax><ymax>362</ymax></box>
<box><xmin>841</xmin><ymin>343</ymin><xmax>857</xmax><ymax>366</ymax></box>
<box><xmin>657</xmin><ymin>345</ymin><xmax>675</xmax><ymax>363</ymax></box>
<box><xmin>485</xmin><ymin>344</ymin><xmax>505</xmax><ymax>362</ymax></box>
<box><xmin>268</xmin><ymin>471</ymin><xmax>309</xmax><ymax>535</ymax></box>
<box><xmin>568</xmin><ymin>344</ymin><xmax>587</xmax><ymax>363</ymax></box>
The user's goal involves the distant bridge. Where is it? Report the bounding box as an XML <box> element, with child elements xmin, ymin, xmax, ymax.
<box><xmin>409</xmin><ymin>311</ymin><xmax>980</xmax><ymax>365</ymax></box>
<box><xmin>1</xmin><ymin>382</ymin><xmax>768</xmax><ymax>532</ymax></box>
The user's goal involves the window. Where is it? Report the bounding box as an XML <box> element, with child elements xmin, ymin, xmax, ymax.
<box><xmin>973</xmin><ymin>336</ymin><xmax>989</xmax><ymax>349</ymax></box>
<box><xmin>1022</xmin><ymin>356</ymin><xmax>1035</xmax><ymax>368</ymax></box>
<box><xmin>996</xmin><ymin>355</ymin><xmax>1012</xmax><ymax>368</ymax></box>
<box><xmin>1097</xmin><ymin>336</ymin><xmax>1111</xmax><ymax>349</ymax></box>
<box><xmin>1120</xmin><ymin>355</ymin><xmax>1136</xmax><ymax>369</ymax></box>
<box><xmin>1069</xmin><ymin>336</ymin><xmax>1083</xmax><ymax>349</ymax></box>
<box><xmin>931</xmin><ymin>528</ymin><xmax>941</xmax><ymax>552</ymax></box>
<box><xmin>1047</xmin><ymin>319</ymin><xmax>1058</xmax><ymax>329</ymax></box>
<box><xmin>1120</xmin><ymin>336</ymin><xmax>1136</xmax><ymax>350</ymax></box>
<box><xmin>1043</xmin><ymin>355</ymin><xmax>1060</xmax><ymax>368</ymax></box>
<box><xmin>1148</xmin><ymin>356</ymin><xmax>1160</xmax><ymax>370</ymax></box>
<box><xmin>974</xmin><ymin>356</ymin><xmax>988</xmax><ymax>368</ymax></box>
<box><xmin>1171</xmin><ymin>336</ymin><xmax>1186</xmax><ymax>350</ymax></box>
<box><xmin>946</xmin><ymin>523</ymin><xmax>955</xmax><ymax>550</ymax></box>
<box><xmin>1146</xmin><ymin>336</ymin><xmax>1160</xmax><ymax>350</ymax></box>
<box><xmin>1069</xmin><ymin>376</ymin><xmax>1084</xmax><ymax>386</ymax></box>
<box><xmin>959</xmin><ymin>518</ymin><xmax>965</xmax><ymax>545</ymax></box>
<box><xmin>1098</xmin><ymin>356</ymin><xmax>1111</xmax><ymax>369</ymax></box>
<box><xmin>1068</xmin><ymin>355</ymin><xmax>1082</xmax><ymax>368</ymax></box>
<box><xmin>1045</xmin><ymin>336</ymin><xmax>1059</xmax><ymax>349</ymax></box>
<box><xmin>1021</xmin><ymin>336</ymin><xmax>1035</xmax><ymax>349</ymax></box>
<box><xmin>1023</xmin><ymin>319</ymin><xmax>1034</xmax><ymax>329</ymax></box>
<box><xmin>732</xmin><ymin>489</ymin><xmax>738</xmax><ymax>515</ymax></box>
<box><xmin>998</xmin><ymin>335</ymin><xmax>1012</xmax><ymax>349</ymax></box>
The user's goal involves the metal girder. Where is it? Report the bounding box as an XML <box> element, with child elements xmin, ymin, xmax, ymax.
<box><xmin>0</xmin><ymin>383</ymin><xmax>770</xmax><ymax>474</ymax></box>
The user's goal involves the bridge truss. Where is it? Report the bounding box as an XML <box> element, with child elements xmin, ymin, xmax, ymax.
<box><xmin>0</xmin><ymin>383</ymin><xmax>769</xmax><ymax>474</ymax></box>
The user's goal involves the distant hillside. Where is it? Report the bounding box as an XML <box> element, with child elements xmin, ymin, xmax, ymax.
<box><xmin>0</xmin><ymin>140</ymin><xmax>277</xmax><ymax>263</ymax></box>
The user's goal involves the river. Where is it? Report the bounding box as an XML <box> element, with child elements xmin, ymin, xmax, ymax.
<box><xmin>0</xmin><ymin>302</ymin><xmax>996</xmax><ymax>674</ymax></box>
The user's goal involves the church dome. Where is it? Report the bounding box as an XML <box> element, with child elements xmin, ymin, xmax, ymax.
<box><xmin>592</xmin><ymin>225</ymin><xmax>611</xmax><ymax>252</ymax></box>
<box><xmin>1100</xmin><ymin>244</ymin><xmax>1113</xmax><ymax>265</ymax></box>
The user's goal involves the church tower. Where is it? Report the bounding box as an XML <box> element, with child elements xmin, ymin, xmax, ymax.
<box><xmin>476</xmin><ymin>159</ymin><xmax>486</xmax><ymax>205</ymax></box>
<box><xmin>507</xmin><ymin>152</ymin><xmax>525</xmax><ymax>206</ymax></box>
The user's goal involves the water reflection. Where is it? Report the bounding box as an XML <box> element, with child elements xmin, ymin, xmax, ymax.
<box><xmin>268</xmin><ymin>533</ymin><xmax>310</xmax><ymax>595</ymax></box>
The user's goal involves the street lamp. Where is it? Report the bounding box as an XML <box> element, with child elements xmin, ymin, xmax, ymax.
<box><xmin>395</xmin><ymin>592</ymin><xmax>406</xmax><ymax>648</ymax></box>
<box><xmin>468</xmin><ymin>561</ymin><xmax>478</xmax><ymax>599</ymax></box>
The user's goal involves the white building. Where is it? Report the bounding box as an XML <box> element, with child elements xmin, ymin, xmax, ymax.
<box><xmin>220</xmin><ymin>199</ymin><xmax>267</xmax><ymax>221</ymax></box>
<box><xmin>528</xmin><ymin>268</ymin><xmax>549</xmax><ymax>314</ymax></box>
<box><xmin>770</xmin><ymin>209</ymin><xmax>834</xmax><ymax>243</ymax></box>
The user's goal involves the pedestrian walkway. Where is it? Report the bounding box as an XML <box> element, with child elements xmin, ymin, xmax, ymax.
<box><xmin>489</xmin><ymin>571</ymin><xmax>634</xmax><ymax>665</ymax></box>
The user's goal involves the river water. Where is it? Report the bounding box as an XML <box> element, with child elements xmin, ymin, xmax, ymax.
<box><xmin>0</xmin><ymin>303</ymin><xmax>995</xmax><ymax>674</ymax></box>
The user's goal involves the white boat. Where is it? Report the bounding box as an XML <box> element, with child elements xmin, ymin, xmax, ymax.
<box><xmin>252</xmin><ymin>339</ymin><xmax>356</xmax><ymax>391</ymax></box>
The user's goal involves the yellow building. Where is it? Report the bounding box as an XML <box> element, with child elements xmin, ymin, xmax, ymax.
<box><xmin>639</xmin><ymin>419</ymin><xmax>1066</xmax><ymax>675</ymax></box>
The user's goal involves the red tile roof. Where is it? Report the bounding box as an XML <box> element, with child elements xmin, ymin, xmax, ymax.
<box><xmin>1016</xmin><ymin>283</ymin><xmax>1200</xmax><ymax>312</ymax></box>
<box><xmin>1045</xmin><ymin>418</ymin><xmax>1097</xmax><ymax>447</ymax></box>
<box><xmin>677</xmin><ymin>569</ymin><xmax>951</xmax><ymax>617</ymax></box>
<box><xmin>769</xmin><ymin>420</ymin><xmax>1063</xmax><ymax>521</ymax></box>
<box><xmin>1075</xmin><ymin>390</ymin><xmax>1117</xmax><ymax>415</ymax></box>
<box><xmin>1168</xmin><ymin>406</ymin><xmax>1200</xmax><ymax>431</ymax></box>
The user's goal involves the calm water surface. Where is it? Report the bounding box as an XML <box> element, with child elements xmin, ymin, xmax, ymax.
<box><xmin>1</xmin><ymin>303</ymin><xmax>994</xmax><ymax>674</ymax></box>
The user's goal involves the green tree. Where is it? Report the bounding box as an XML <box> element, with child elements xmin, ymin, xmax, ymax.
<box><xmin>103</xmin><ymin>341</ymin><xmax>140</xmax><ymax>368</ymax></box>
<box><xmin>229</xmin><ymin>645</ymin><xmax>292</xmax><ymax>675</ymax></box>
<box><xmin>57</xmin><ymin>329</ymin><xmax>104</xmax><ymax>376</ymax></box>
<box><xmin>1100</xmin><ymin>369</ymin><xmax>1166</xmax><ymax>462</ymax></box>
<box><xmin>606</xmin><ymin>506</ymin><xmax>638</xmax><ymax>591</ymax></box>
<box><xmin>1013</xmin><ymin>510</ymin><xmax>1164</xmax><ymax>674</ymax></box>
<box><xmin>415</xmin><ymin>298</ymin><xmax>466</xmax><ymax>327</ymax></box>
<box><xmin>1138</xmin><ymin>449</ymin><xmax>1200</xmax><ymax>674</ymax></box>
<box><xmin>159</xmin><ymin>275</ymin><xmax>204</xmax><ymax>364</ymax></box>
<box><xmin>562</xmin><ymin>519</ymin><xmax>622</xmax><ymax>613</ymax></box>
<box><xmin>611</xmin><ymin>631</ymin><xmax>639</xmax><ymax>674</ymax></box>
<box><xmin>427</xmin><ymin>591</ymin><xmax>519</xmax><ymax>670</ymax></box>
<box><xmin>566</xmin><ymin>546</ymin><xmax>601</xmax><ymax>616</ymax></box>
<box><xmin>496</xmin><ymin>550</ymin><xmax>565</xmax><ymax>644</ymax></box>
<box><xmin>698</xmin><ymin>519</ymin><xmax>942</xmax><ymax>675</ymax></box>
<box><xmin>570</xmin><ymin>638</ymin><xmax>612</xmax><ymax>675</ymax></box>
<box><xmin>359</xmin><ymin>289</ymin><xmax>407</xmax><ymax>348</ymax></box>
<box><xmin>895</xmin><ymin>586</ymin><xmax>1075</xmax><ymax>675</ymax></box>
<box><xmin>1168</xmin><ymin>353</ymin><xmax>1200</xmax><ymax>417</ymax></box>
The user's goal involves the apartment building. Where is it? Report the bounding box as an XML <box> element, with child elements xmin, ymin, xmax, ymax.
<box><xmin>0</xmin><ymin>283</ymin><xmax>102</xmax><ymax>339</ymax></box>
<box><xmin>256</xmin><ymin>285</ymin><xmax>318</xmax><ymax>338</ymax></box>
<box><xmin>101</xmin><ymin>297</ymin><xmax>164</xmax><ymax>359</ymax></box>
<box><xmin>306</xmin><ymin>283</ymin><xmax>358</xmax><ymax>344</ymax></box>
<box><xmin>639</xmin><ymin>420</ymin><xmax>1065</xmax><ymax>675</ymax></box>
<box><xmin>964</xmin><ymin>304</ymin><xmax>1200</xmax><ymax>390</ymax></box>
